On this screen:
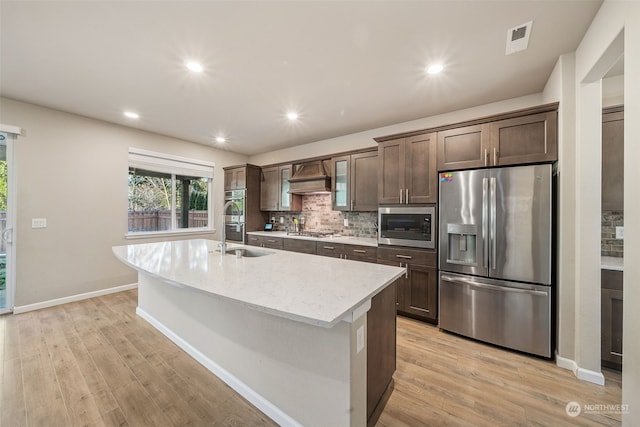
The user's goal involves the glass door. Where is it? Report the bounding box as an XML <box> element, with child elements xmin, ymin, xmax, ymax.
<box><xmin>0</xmin><ymin>131</ymin><xmax>16</xmax><ymax>314</ymax></box>
<box><xmin>332</xmin><ymin>156</ymin><xmax>349</xmax><ymax>211</ymax></box>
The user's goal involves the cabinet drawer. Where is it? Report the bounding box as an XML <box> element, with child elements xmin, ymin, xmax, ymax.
<box><xmin>345</xmin><ymin>245</ymin><xmax>377</xmax><ymax>262</ymax></box>
<box><xmin>377</xmin><ymin>246</ymin><xmax>436</xmax><ymax>267</ymax></box>
<box><xmin>284</xmin><ymin>238</ymin><xmax>316</xmax><ymax>254</ymax></box>
<box><xmin>246</xmin><ymin>235</ymin><xmax>263</xmax><ymax>246</ymax></box>
<box><xmin>262</xmin><ymin>236</ymin><xmax>283</xmax><ymax>249</ymax></box>
<box><xmin>316</xmin><ymin>242</ymin><xmax>344</xmax><ymax>258</ymax></box>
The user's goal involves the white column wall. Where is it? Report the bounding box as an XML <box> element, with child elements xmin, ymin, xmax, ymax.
<box><xmin>572</xmin><ymin>1</ymin><xmax>640</xmax><ymax>424</ymax></box>
<box><xmin>574</xmin><ymin>80</ymin><xmax>604</xmax><ymax>383</ymax></box>
<box><xmin>542</xmin><ymin>53</ymin><xmax>577</xmax><ymax>363</ymax></box>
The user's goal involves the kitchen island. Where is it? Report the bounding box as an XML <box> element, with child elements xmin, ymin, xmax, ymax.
<box><xmin>112</xmin><ymin>239</ymin><xmax>404</xmax><ymax>427</ymax></box>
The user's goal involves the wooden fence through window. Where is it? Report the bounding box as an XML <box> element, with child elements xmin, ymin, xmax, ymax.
<box><xmin>128</xmin><ymin>210</ymin><xmax>208</xmax><ymax>232</ymax></box>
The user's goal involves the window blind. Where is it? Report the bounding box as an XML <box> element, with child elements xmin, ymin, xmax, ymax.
<box><xmin>129</xmin><ymin>147</ymin><xmax>214</xmax><ymax>179</ymax></box>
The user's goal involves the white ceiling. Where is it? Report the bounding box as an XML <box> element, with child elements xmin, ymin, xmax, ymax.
<box><xmin>0</xmin><ymin>1</ymin><xmax>602</xmax><ymax>156</ymax></box>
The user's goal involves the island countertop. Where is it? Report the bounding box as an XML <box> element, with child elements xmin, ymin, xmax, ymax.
<box><xmin>113</xmin><ymin>239</ymin><xmax>405</xmax><ymax>328</ymax></box>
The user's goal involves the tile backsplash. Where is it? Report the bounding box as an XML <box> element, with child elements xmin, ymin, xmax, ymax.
<box><xmin>602</xmin><ymin>210</ymin><xmax>623</xmax><ymax>257</ymax></box>
<box><xmin>268</xmin><ymin>193</ymin><xmax>377</xmax><ymax>238</ymax></box>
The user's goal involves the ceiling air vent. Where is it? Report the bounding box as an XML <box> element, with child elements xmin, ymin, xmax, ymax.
<box><xmin>505</xmin><ymin>21</ymin><xmax>533</xmax><ymax>55</ymax></box>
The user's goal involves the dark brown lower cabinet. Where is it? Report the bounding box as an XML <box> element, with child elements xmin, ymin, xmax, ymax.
<box><xmin>246</xmin><ymin>234</ymin><xmax>263</xmax><ymax>247</ymax></box>
<box><xmin>366</xmin><ymin>280</ymin><xmax>397</xmax><ymax>424</ymax></box>
<box><xmin>283</xmin><ymin>238</ymin><xmax>316</xmax><ymax>254</ymax></box>
<box><xmin>377</xmin><ymin>247</ymin><xmax>438</xmax><ymax>323</ymax></box>
<box><xmin>247</xmin><ymin>235</ymin><xmax>284</xmax><ymax>250</ymax></box>
<box><xmin>401</xmin><ymin>264</ymin><xmax>437</xmax><ymax>321</ymax></box>
<box><xmin>602</xmin><ymin>269</ymin><xmax>623</xmax><ymax>370</ymax></box>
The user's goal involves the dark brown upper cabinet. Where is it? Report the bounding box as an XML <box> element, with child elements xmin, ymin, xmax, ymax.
<box><xmin>224</xmin><ymin>166</ymin><xmax>247</xmax><ymax>190</ymax></box>
<box><xmin>489</xmin><ymin>111</ymin><xmax>557</xmax><ymax>166</ymax></box>
<box><xmin>378</xmin><ymin>133</ymin><xmax>437</xmax><ymax>205</ymax></box>
<box><xmin>437</xmin><ymin>110</ymin><xmax>557</xmax><ymax>171</ymax></box>
<box><xmin>602</xmin><ymin>106</ymin><xmax>624</xmax><ymax>211</ymax></box>
<box><xmin>437</xmin><ymin>124</ymin><xmax>491</xmax><ymax>171</ymax></box>
<box><xmin>332</xmin><ymin>150</ymin><xmax>378</xmax><ymax>211</ymax></box>
<box><xmin>260</xmin><ymin>164</ymin><xmax>301</xmax><ymax>212</ymax></box>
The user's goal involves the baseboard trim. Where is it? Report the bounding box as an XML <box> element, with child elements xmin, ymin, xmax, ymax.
<box><xmin>576</xmin><ymin>367</ymin><xmax>606</xmax><ymax>385</ymax></box>
<box><xmin>13</xmin><ymin>283</ymin><xmax>138</xmax><ymax>314</ymax></box>
<box><xmin>136</xmin><ymin>307</ymin><xmax>301</xmax><ymax>427</ymax></box>
<box><xmin>555</xmin><ymin>352</ymin><xmax>606</xmax><ymax>385</ymax></box>
<box><xmin>555</xmin><ymin>352</ymin><xmax>578</xmax><ymax>373</ymax></box>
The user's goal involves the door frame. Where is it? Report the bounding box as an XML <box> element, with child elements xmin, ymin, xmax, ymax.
<box><xmin>0</xmin><ymin>124</ymin><xmax>20</xmax><ymax>314</ymax></box>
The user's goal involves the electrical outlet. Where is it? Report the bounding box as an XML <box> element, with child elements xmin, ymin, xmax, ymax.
<box><xmin>616</xmin><ymin>226</ymin><xmax>624</xmax><ymax>239</ymax></box>
<box><xmin>32</xmin><ymin>218</ymin><xmax>47</xmax><ymax>228</ymax></box>
<box><xmin>279</xmin><ymin>217</ymin><xmax>284</xmax><ymax>224</ymax></box>
<box><xmin>270</xmin><ymin>217</ymin><xmax>275</xmax><ymax>223</ymax></box>
<box><xmin>343</xmin><ymin>218</ymin><xmax>349</xmax><ymax>227</ymax></box>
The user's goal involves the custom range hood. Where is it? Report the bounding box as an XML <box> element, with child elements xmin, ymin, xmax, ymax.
<box><xmin>288</xmin><ymin>160</ymin><xmax>331</xmax><ymax>194</ymax></box>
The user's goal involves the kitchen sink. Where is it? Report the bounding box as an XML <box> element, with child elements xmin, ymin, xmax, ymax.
<box><xmin>214</xmin><ymin>247</ymin><xmax>275</xmax><ymax>258</ymax></box>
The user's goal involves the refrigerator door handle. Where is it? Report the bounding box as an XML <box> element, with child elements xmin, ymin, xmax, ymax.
<box><xmin>440</xmin><ymin>275</ymin><xmax>549</xmax><ymax>296</ymax></box>
<box><xmin>482</xmin><ymin>177</ymin><xmax>489</xmax><ymax>269</ymax></box>
<box><xmin>490</xmin><ymin>177</ymin><xmax>497</xmax><ymax>270</ymax></box>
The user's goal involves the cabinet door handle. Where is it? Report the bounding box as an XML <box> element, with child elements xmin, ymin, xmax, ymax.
<box><xmin>323</xmin><ymin>246</ymin><xmax>335</xmax><ymax>250</ymax></box>
<box><xmin>494</xmin><ymin>147</ymin><xmax>499</xmax><ymax>164</ymax></box>
<box><xmin>267</xmin><ymin>239</ymin><xmax>276</xmax><ymax>243</ymax></box>
<box><xmin>399</xmin><ymin>262</ymin><xmax>408</xmax><ymax>279</ymax></box>
<box><xmin>405</xmin><ymin>189</ymin><xmax>409</xmax><ymax>204</ymax></box>
<box><xmin>395</xmin><ymin>254</ymin><xmax>412</xmax><ymax>259</ymax></box>
<box><xmin>484</xmin><ymin>148</ymin><xmax>488</xmax><ymax>166</ymax></box>
<box><xmin>399</xmin><ymin>189</ymin><xmax>403</xmax><ymax>204</ymax></box>
<box><xmin>353</xmin><ymin>249</ymin><xmax>367</xmax><ymax>254</ymax></box>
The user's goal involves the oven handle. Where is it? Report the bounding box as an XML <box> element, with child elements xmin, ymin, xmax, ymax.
<box><xmin>440</xmin><ymin>275</ymin><xmax>548</xmax><ymax>296</ymax></box>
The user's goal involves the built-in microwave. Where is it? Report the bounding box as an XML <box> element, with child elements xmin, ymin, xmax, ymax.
<box><xmin>378</xmin><ymin>206</ymin><xmax>435</xmax><ymax>249</ymax></box>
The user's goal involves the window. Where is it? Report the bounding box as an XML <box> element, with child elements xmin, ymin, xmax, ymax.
<box><xmin>128</xmin><ymin>148</ymin><xmax>214</xmax><ymax>235</ymax></box>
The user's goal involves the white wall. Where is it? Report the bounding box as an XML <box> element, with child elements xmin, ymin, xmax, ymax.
<box><xmin>0</xmin><ymin>97</ymin><xmax>248</xmax><ymax>307</ymax></box>
<box><xmin>603</xmin><ymin>74</ymin><xmax>624</xmax><ymax>107</ymax></box>
<box><xmin>248</xmin><ymin>94</ymin><xmax>543</xmax><ymax>165</ymax></box>
<box><xmin>572</xmin><ymin>1</ymin><xmax>639</xmax><ymax>424</ymax></box>
<box><xmin>542</xmin><ymin>53</ymin><xmax>577</xmax><ymax>363</ymax></box>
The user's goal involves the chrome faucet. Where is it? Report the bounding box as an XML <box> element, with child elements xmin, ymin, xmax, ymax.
<box><xmin>220</xmin><ymin>199</ymin><xmax>240</xmax><ymax>256</ymax></box>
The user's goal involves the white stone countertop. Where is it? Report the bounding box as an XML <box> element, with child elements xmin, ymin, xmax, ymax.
<box><xmin>246</xmin><ymin>230</ymin><xmax>378</xmax><ymax>247</ymax></box>
<box><xmin>113</xmin><ymin>239</ymin><xmax>404</xmax><ymax>328</ymax></box>
<box><xmin>602</xmin><ymin>256</ymin><xmax>624</xmax><ymax>271</ymax></box>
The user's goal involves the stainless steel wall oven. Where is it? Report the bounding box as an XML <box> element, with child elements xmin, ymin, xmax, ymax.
<box><xmin>224</xmin><ymin>189</ymin><xmax>246</xmax><ymax>243</ymax></box>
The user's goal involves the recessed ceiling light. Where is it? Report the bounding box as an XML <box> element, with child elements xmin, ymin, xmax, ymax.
<box><xmin>426</xmin><ymin>64</ymin><xmax>444</xmax><ymax>75</ymax></box>
<box><xmin>215</xmin><ymin>136</ymin><xmax>226</xmax><ymax>143</ymax></box>
<box><xmin>186</xmin><ymin>61</ymin><xmax>203</xmax><ymax>72</ymax></box>
<box><xmin>124</xmin><ymin>111</ymin><xmax>139</xmax><ymax>119</ymax></box>
<box><xmin>286</xmin><ymin>111</ymin><xmax>299</xmax><ymax>121</ymax></box>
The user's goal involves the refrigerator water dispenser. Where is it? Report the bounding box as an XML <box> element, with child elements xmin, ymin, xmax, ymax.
<box><xmin>446</xmin><ymin>224</ymin><xmax>478</xmax><ymax>265</ymax></box>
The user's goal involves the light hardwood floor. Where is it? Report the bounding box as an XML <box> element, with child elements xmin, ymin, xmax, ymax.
<box><xmin>1</xmin><ymin>290</ymin><xmax>622</xmax><ymax>426</ymax></box>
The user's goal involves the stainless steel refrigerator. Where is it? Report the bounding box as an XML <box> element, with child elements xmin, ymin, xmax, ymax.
<box><xmin>438</xmin><ymin>164</ymin><xmax>553</xmax><ymax>357</ymax></box>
